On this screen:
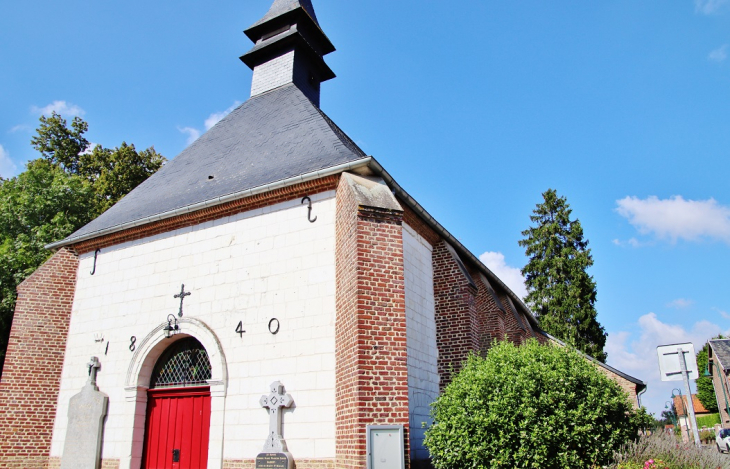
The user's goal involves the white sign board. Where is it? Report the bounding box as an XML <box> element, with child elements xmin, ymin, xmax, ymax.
<box><xmin>657</xmin><ymin>343</ymin><xmax>698</xmax><ymax>382</ymax></box>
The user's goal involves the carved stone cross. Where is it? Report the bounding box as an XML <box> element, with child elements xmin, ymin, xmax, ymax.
<box><xmin>174</xmin><ymin>284</ymin><xmax>191</xmax><ymax>317</ymax></box>
<box><xmin>259</xmin><ymin>381</ymin><xmax>294</xmax><ymax>452</ymax></box>
<box><xmin>87</xmin><ymin>356</ymin><xmax>101</xmax><ymax>387</ymax></box>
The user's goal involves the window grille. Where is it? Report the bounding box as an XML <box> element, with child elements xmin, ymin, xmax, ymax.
<box><xmin>150</xmin><ymin>337</ymin><xmax>212</xmax><ymax>389</ymax></box>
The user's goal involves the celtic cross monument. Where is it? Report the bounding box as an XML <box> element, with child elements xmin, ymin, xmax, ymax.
<box><xmin>256</xmin><ymin>381</ymin><xmax>295</xmax><ymax>469</ymax></box>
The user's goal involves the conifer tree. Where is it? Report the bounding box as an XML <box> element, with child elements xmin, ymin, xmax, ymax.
<box><xmin>519</xmin><ymin>189</ymin><xmax>607</xmax><ymax>362</ymax></box>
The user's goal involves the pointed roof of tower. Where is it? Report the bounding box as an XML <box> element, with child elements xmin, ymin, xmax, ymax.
<box><xmin>241</xmin><ymin>0</ymin><xmax>335</xmax><ymax>106</ymax></box>
<box><xmin>243</xmin><ymin>0</ymin><xmax>334</xmax><ymax>56</ymax></box>
<box><xmin>249</xmin><ymin>0</ymin><xmax>319</xmax><ymax>29</ymax></box>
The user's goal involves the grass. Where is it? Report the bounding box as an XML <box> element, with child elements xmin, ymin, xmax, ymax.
<box><xmin>698</xmin><ymin>413</ymin><xmax>722</xmax><ymax>429</ymax></box>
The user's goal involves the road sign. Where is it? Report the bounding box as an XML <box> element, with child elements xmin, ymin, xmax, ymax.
<box><xmin>657</xmin><ymin>343</ymin><xmax>698</xmax><ymax>382</ymax></box>
<box><xmin>656</xmin><ymin>342</ymin><xmax>700</xmax><ymax>447</ymax></box>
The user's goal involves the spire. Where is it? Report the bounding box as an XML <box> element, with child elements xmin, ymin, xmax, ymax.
<box><xmin>241</xmin><ymin>0</ymin><xmax>335</xmax><ymax>107</ymax></box>
<box><xmin>249</xmin><ymin>0</ymin><xmax>319</xmax><ymax>29</ymax></box>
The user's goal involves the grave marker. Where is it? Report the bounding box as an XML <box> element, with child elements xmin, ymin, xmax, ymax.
<box><xmin>60</xmin><ymin>357</ymin><xmax>109</xmax><ymax>469</ymax></box>
<box><xmin>256</xmin><ymin>381</ymin><xmax>294</xmax><ymax>469</ymax></box>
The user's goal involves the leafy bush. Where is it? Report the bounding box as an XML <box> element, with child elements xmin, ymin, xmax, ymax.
<box><xmin>424</xmin><ymin>339</ymin><xmax>639</xmax><ymax>468</ymax></box>
<box><xmin>610</xmin><ymin>431</ymin><xmax>730</xmax><ymax>469</ymax></box>
<box><xmin>699</xmin><ymin>429</ymin><xmax>715</xmax><ymax>444</ymax></box>
<box><xmin>697</xmin><ymin>413</ymin><xmax>721</xmax><ymax>429</ymax></box>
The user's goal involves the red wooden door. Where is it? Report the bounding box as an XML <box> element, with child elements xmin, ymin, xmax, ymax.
<box><xmin>142</xmin><ymin>387</ymin><xmax>211</xmax><ymax>469</ymax></box>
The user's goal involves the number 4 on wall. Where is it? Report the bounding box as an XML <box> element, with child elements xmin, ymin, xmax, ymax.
<box><xmin>236</xmin><ymin>321</ymin><xmax>246</xmax><ymax>338</ymax></box>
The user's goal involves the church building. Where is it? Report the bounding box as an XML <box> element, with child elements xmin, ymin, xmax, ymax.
<box><xmin>0</xmin><ymin>1</ymin><xmax>645</xmax><ymax>468</ymax></box>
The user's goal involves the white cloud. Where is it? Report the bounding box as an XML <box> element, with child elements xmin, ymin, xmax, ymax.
<box><xmin>616</xmin><ymin>195</ymin><xmax>730</xmax><ymax>244</ymax></box>
<box><xmin>31</xmin><ymin>100</ymin><xmax>85</xmax><ymax>117</ymax></box>
<box><xmin>606</xmin><ymin>312</ymin><xmax>729</xmax><ymax>416</ymax></box>
<box><xmin>9</xmin><ymin>124</ymin><xmax>30</xmax><ymax>133</ymax></box>
<box><xmin>695</xmin><ymin>0</ymin><xmax>729</xmax><ymax>14</ymax></box>
<box><xmin>478</xmin><ymin>251</ymin><xmax>528</xmax><ymax>300</ymax></box>
<box><xmin>178</xmin><ymin>127</ymin><xmax>201</xmax><ymax>145</ymax></box>
<box><xmin>612</xmin><ymin>237</ymin><xmax>646</xmax><ymax>248</ymax></box>
<box><xmin>709</xmin><ymin>44</ymin><xmax>729</xmax><ymax>62</ymax></box>
<box><xmin>667</xmin><ymin>298</ymin><xmax>694</xmax><ymax>309</ymax></box>
<box><xmin>204</xmin><ymin>101</ymin><xmax>242</xmax><ymax>131</ymax></box>
<box><xmin>0</xmin><ymin>145</ymin><xmax>18</xmax><ymax>179</ymax></box>
<box><xmin>712</xmin><ymin>307</ymin><xmax>730</xmax><ymax>320</ymax></box>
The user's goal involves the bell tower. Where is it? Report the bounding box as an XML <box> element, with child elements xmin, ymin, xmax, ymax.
<box><xmin>241</xmin><ymin>0</ymin><xmax>335</xmax><ymax>107</ymax></box>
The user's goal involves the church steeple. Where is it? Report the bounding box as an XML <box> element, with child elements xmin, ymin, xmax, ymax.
<box><xmin>241</xmin><ymin>0</ymin><xmax>335</xmax><ymax>107</ymax></box>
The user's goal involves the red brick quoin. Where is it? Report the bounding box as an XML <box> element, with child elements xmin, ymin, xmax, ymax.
<box><xmin>335</xmin><ymin>173</ymin><xmax>410</xmax><ymax>469</ymax></box>
<box><xmin>0</xmin><ymin>247</ymin><xmax>79</xmax><ymax>469</ymax></box>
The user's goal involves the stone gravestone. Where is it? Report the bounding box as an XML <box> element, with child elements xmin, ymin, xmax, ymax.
<box><xmin>256</xmin><ymin>381</ymin><xmax>295</xmax><ymax>469</ymax></box>
<box><xmin>61</xmin><ymin>357</ymin><xmax>109</xmax><ymax>469</ymax></box>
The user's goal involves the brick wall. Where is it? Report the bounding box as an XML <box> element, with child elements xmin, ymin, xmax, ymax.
<box><xmin>0</xmin><ymin>248</ymin><xmax>79</xmax><ymax>469</ymax></box>
<box><xmin>595</xmin><ymin>364</ymin><xmax>641</xmax><ymax>410</ymax></box>
<box><xmin>335</xmin><ymin>174</ymin><xmax>409</xmax><ymax>469</ymax></box>
<box><xmin>222</xmin><ymin>459</ymin><xmax>335</xmax><ymax>468</ymax></box>
<box><xmin>498</xmin><ymin>290</ymin><xmax>525</xmax><ymax>345</ymax></box>
<box><xmin>471</xmin><ymin>273</ymin><xmax>506</xmax><ymax>353</ymax></box>
<box><xmin>432</xmin><ymin>241</ymin><xmax>478</xmax><ymax>390</ymax></box>
<box><xmin>505</xmin><ymin>296</ymin><xmax>535</xmax><ymax>342</ymax></box>
<box><xmin>47</xmin><ymin>458</ymin><xmax>120</xmax><ymax>469</ymax></box>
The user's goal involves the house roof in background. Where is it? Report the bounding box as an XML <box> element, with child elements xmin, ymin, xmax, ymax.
<box><xmin>710</xmin><ymin>339</ymin><xmax>730</xmax><ymax>371</ymax></box>
<box><xmin>673</xmin><ymin>394</ymin><xmax>709</xmax><ymax>416</ymax></box>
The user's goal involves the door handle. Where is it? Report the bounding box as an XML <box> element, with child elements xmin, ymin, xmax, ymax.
<box><xmin>172</xmin><ymin>448</ymin><xmax>180</xmax><ymax>462</ymax></box>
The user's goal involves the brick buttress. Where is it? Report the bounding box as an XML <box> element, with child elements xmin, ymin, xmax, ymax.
<box><xmin>335</xmin><ymin>173</ymin><xmax>410</xmax><ymax>469</ymax></box>
<box><xmin>0</xmin><ymin>248</ymin><xmax>79</xmax><ymax>469</ymax></box>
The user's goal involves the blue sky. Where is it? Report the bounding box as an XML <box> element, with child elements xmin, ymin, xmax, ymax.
<box><xmin>2</xmin><ymin>0</ymin><xmax>730</xmax><ymax>416</ymax></box>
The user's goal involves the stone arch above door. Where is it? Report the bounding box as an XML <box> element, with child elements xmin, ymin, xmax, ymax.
<box><xmin>125</xmin><ymin>317</ymin><xmax>227</xmax><ymax>394</ymax></box>
<box><xmin>123</xmin><ymin>317</ymin><xmax>228</xmax><ymax>469</ymax></box>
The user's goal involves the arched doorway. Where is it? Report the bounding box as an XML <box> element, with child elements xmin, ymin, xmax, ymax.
<box><xmin>141</xmin><ymin>337</ymin><xmax>212</xmax><ymax>469</ymax></box>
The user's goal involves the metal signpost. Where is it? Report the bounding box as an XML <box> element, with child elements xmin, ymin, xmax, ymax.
<box><xmin>656</xmin><ymin>343</ymin><xmax>700</xmax><ymax>446</ymax></box>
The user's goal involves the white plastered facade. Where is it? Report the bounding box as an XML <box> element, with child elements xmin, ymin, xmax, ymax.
<box><xmin>402</xmin><ymin>224</ymin><xmax>438</xmax><ymax>461</ymax></box>
<box><xmin>50</xmin><ymin>191</ymin><xmax>338</xmax><ymax>468</ymax></box>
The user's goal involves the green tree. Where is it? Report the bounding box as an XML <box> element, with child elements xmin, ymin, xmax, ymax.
<box><xmin>0</xmin><ymin>114</ymin><xmax>165</xmax><ymax>373</ymax></box>
<box><xmin>696</xmin><ymin>335</ymin><xmax>725</xmax><ymax>414</ymax></box>
<box><xmin>0</xmin><ymin>160</ymin><xmax>96</xmax><ymax>369</ymax></box>
<box><xmin>30</xmin><ymin>112</ymin><xmax>90</xmax><ymax>174</ymax></box>
<box><xmin>660</xmin><ymin>405</ymin><xmax>677</xmax><ymax>427</ymax></box>
<box><xmin>80</xmin><ymin>142</ymin><xmax>165</xmax><ymax>213</ymax></box>
<box><xmin>519</xmin><ymin>189</ymin><xmax>607</xmax><ymax>362</ymax></box>
<box><xmin>31</xmin><ymin>112</ymin><xmax>165</xmax><ymax>215</ymax></box>
<box><xmin>424</xmin><ymin>340</ymin><xmax>639</xmax><ymax>469</ymax></box>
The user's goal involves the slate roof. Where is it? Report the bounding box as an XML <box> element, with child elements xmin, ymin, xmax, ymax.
<box><xmin>59</xmin><ymin>84</ymin><xmax>367</xmax><ymax>245</ymax></box>
<box><xmin>249</xmin><ymin>0</ymin><xmax>319</xmax><ymax>29</ymax></box>
<box><xmin>711</xmin><ymin>339</ymin><xmax>730</xmax><ymax>371</ymax></box>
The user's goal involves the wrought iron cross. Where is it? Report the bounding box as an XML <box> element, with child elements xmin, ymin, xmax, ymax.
<box><xmin>174</xmin><ymin>284</ymin><xmax>191</xmax><ymax>317</ymax></box>
<box><xmin>87</xmin><ymin>356</ymin><xmax>101</xmax><ymax>386</ymax></box>
<box><xmin>259</xmin><ymin>381</ymin><xmax>294</xmax><ymax>452</ymax></box>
